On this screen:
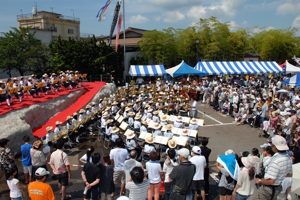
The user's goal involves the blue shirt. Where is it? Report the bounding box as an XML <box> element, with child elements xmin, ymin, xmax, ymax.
<box><xmin>21</xmin><ymin>144</ymin><xmax>33</xmax><ymax>167</ymax></box>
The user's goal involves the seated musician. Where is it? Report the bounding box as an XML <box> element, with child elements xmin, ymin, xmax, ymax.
<box><xmin>54</xmin><ymin>121</ymin><xmax>62</xmax><ymax>138</ymax></box>
<box><xmin>31</xmin><ymin>74</ymin><xmax>37</xmax><ymax>82</ymax></box>
<box><xmin>111</xmin><ymin>101</ymin><xmax>118</xmax><ymax>114</ymax></box>
<box><xmin>164</xmin><ymin>124</ymin><xmax>174</xmax><ymax>139</ymax></box>
<box><xmin>99</xmin><ymin>99</ymin><xmax>104</xmax><ymax>110</ymax></box>
<box><xmin>140</xmin><ymin>121</ymin><xmax>148</xmax><ymax>133</ymax></box>
<box><xmin>101</xmin><ymin>113</ymin><xmax>109</xmax><ymax>132</ymax></box>
<box><xmin>12</xmin><ymin>78</ymin><xmax>23</xmax><ymax>102</ymax></box>
<box><xmin>121</xmin><ymin>97</ymin><xmax>127</xmax><ymax>107</ymax></box>
<box><xmin>41</xmin><ymin>74</ymin><xmax>54</xmax><ymax>95</ymax></box>
<box><xmin>147</xmin><ymin>108</ymin><xmax>153</xmax><ymax>119</ymax></box>
<box><xmin>128</xmin><ymin>112</ymin><xmax>135</xmax><ymax>126</ymax></box>
<box><xmin>142</xmin><ymin>97</ymin><xmax>149</xmax><ymax>106</ymax></box>
<box><xmin>75</xmin><ymin>71</ymin><xmax>82</xmax><ymax>87</ymax></box>
<box><xmin>189</xmin><ymin>118</ymin><xmax>199</xmax><ymax>130</ymax></box>
<box><xmin>165</xmin><ymin>98</ymin><xmax>170</xmax><ymax>106</ymax></box>
<box><xmin>152</xmin><ymin>123</ymin><xmax>162</xmax><ymax>137</ymax></box>
<box><xmin>160</xmin><ymin>115</ymin><xmax>169</xmax><ymax>126</ymax></box>
<box><xmin>156</xmin><ymin>99</ymin><xmax>163</xmax><ymax>110</ymax></box>
<box><xmin>143</xmin><ymin>137</ymin><xmax>156</xmax><ymax>154</ymax></box>
<box><xmin>134</xmin><ymin>114</ymin><xmax>142</xmax><ymax>133</ymax></box>
<box><xmin>152</xmin><ymin>111</ymin><xmax>160</xmax><ymax>123</ymax></box>
<box><xmin>45</xmin><ymin>126</ymin><xmax>55</xmax><ymax>144</ymax></box>
<box><xmin>174</xmin><ymin>116</ymin><xmax>184</xmax><ymax>128</ymax></box>
<box><xmin>91</xmin><ymin>102</ymin><xmax>97</xmax><ymax>113</ymax></box>
<box><xmin>0</xmin><ymin>80</ymin><xmax>12</xmax><ymax>106</ymax></box>
<box><xmin>180</xmin><ymin>129</ymin><xmax>190</xmax><ymax>146</ymax></box>
<box><xmin>66</xmin><ymin>116</ymin><xmax>74</xmax><ymax>147</ymax></box>
<box><xmin>50</xmin><ymin>73</ymin><xmax>60</xmax><ymax>92</ymax></box>
<box><xmin>78</xmin><ymin>109</ymin><xmax>86</xmax><ymax>121</ymax></box>
<box><xmin>105</xmin><ymin>119</ymin><xmax>114</xmax><ymax>140</ymax></box>
<box><xmin>110</xmin><ymin>127</ymin><xmax>120</xmax><ymax>148</ymax></box>
<box><xmin>27</xmin><ymin>77</ymin><xmax>40</xmax><ymax>98</ymax></box>
<box><xmin>71</xmin><ymin>113</ymin><xmax>80</xmax><ymax>143</ymax></box>
<box><xmin>125</xmin><ymin>131</ymin><xmax>136</xmax><ymax>151</ymax></box>
<box><xmin>86</xmin><ymin>105</ymin><xmax>92</xmax><ymax>115</ymax></box>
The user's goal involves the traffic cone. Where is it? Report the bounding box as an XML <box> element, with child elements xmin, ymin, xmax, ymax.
<box><xmin>160</xmin><ymin>173</ymin><xmax>165</xmax><ymax>193</ymax></box>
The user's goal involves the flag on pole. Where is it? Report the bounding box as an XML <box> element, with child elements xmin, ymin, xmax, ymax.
<box><xmin>115</xmin><ymin>13</ymin><xmax>123</xmax><ymax>51</ymax></box>
<box><xmin>96</xmin><ymin>0</ymin><xmax>112</xmax><ymax>22</ymax></box>
<box><xmin>109</xmin><ymin>1</ymin><xmax>121</xmax><ymax>45</ymax></box>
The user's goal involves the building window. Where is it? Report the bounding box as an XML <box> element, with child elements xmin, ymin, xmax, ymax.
<box><xmin>54</xmin><ymin>27</ymin><xmax>57</xmax><ymax>32</ymax></box>
<box><xmin>68</xmin><ymin>29</ymin><xmax>73</xmax><ymax>34</ymax></box>
<box><xmin>34</xmin><ymin>26</ymin><xmax>39</xmax><ymax>29</ymax></box>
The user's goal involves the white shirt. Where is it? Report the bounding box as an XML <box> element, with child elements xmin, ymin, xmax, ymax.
<box><xmin>126</xmin><ymin>139</ymin><xmax>136</xmax><ymax>150</ymax></box>
<box><xmin>140</xmin><ymin>125</ymin><xmax>147</xmax><ymax>133</ymax></box>
<box><xmin>143</xmin><ymin>144</ymin><xmax>156</xmax><ymax>154</ymax></box>
<box><xmin>153</xmin><ymin>115</ymin><xmax>160</xmax><ymax>123</ymax></box>
<box><xmin>163</xmin><ymin>159</ymin><xmax>178</xmax><ymax>182</ymax></box>
<box><xmin>109</xmin><ymin>148</ymin><xmax>129</xmax><ymax>171</ymax></box>
<box><xmin>189</xmin><ymin>155</ymin><xmax>206</xmax><ymax>180</ymax></box>
<box><xmin>236</xmin><ymin>168</ymin><xmax>256</xmax><ymax>196</ymax></box>
<box><xmin>282</xmin><ymin>117</ymin><xmax>292</xmax><ymax>135</ymax></box>
<box><xmin>80</xmin><ymin>154</ymin><xmax>92</xmax><ymax>163</ymax></box>
<box><xmin>192</xmin><ymin>100</ymin><xmax>197</xmax><ymax>111</ymax></box>
<box><xmin>174</xmin><ymin>121</ymin><xmax>184</xmax><ymax>128</ymax></box>
<box><xmin>189</xmin><ymin>124</ymin><xmax>199</xmax><ymax>130</ymax></box>
<box><xmin>134</xmin><ymin>120</ymin><xmax>141</xmax><ymax>129</ymax></box>
<box><xmin>146</xmin><ymin>161</ymin><xmax>161</xmax><ymax>184</ymax></box>
<box><xmin>7</xmin><ymin>178</ymin><xmax>22</xmax><ymax>198</ymax></box>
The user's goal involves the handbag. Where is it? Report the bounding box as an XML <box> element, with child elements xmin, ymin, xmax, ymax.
<box><xmin>52</xmin><ymin>152</ymin><xmax>67</xmax><ymax>180</ymax></box>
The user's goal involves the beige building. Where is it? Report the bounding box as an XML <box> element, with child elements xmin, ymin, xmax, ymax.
<box><xmin>17</xmin><ymin>10</ymin><xmax>80</xmax><ymax>41</ymax></box>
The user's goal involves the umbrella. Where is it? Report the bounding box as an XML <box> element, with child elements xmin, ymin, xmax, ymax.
<box><xmin>291</xmin><ymin>163</ymin><xmax>300</xmax><ymax>195</ymax></box>
<box><xmin>276</xmin><ymin>89</ymin><xmax>289</xmax><ymax>93</ymax></box>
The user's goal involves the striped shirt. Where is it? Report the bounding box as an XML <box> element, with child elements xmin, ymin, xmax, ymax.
<box><xmin>264</xmin><ymin>152</ymin><xmax>293</xmax><ymax>185</ymax></box>
<box><xmin>126</xmin><ymin>179</ymin><xmax>150</xmax><ymax>200</ymax></box>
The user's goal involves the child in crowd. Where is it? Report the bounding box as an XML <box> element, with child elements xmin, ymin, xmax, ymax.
<box><xmin>21</xmin><ymin>135</ymin><xmax>32</xmax><ymax>184</ymax></box>
<box><xmin>100</xmin><ymin>154</ymin><xmax>115</xmax><ymax>200</ymax></box>
<box><xmin>6</xmin><ymin>168</ymin><xmax>26</xmax><ymax>200</ymax></box>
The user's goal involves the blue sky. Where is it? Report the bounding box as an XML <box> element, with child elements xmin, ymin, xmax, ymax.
<box><xmin>0</xmin><ymin>0</ymin><xmax>300</xmax><ymax>36</ymax></box>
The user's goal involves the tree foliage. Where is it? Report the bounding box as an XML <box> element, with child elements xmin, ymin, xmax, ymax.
<box><xmin>137</xmin><ymin>16</ymin><xmax>299</xmax><ymax>67</ymax></box>
<box><xmin>0</xmin><ymin>27</ymin><xmax>47</xmax><ymax>76</ymax></box>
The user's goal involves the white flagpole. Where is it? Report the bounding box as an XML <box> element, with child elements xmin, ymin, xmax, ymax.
<box><xmin>123</xmin><ymin>0</ymin><xmax>126</xmax><ymax>79</ymax></box>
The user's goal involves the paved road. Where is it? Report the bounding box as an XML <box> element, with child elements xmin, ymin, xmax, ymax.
<box><xmin>0</xmin><ymin>102</ymin><xmax>268</xmax><ymax>200</ymax></box>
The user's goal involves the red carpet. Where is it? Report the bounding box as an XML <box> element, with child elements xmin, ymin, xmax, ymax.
<box><xmin>32</xmin><ymin>82</ymin><xmax>105</xmax><ymax>138</ymax></box>
<box><xmin>0</xmin><ymin>85</ymin><xmax>86</xmax><ymax>116</ymax></box>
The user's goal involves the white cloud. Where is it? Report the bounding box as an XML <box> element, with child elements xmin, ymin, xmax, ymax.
<box><xmin>253</xmin><ymin>26</ymin><xmax>275</xmax><ymax>33</ymax></box>
<box><xmin>154</xmin><ymin>16</ymin><xmax>161</xmax><ymax>21</ymax></box>
<box><xmin>292</xmin><ymin>14</ymin><xmax>300</xmax><ymax>36</ymax></box>
<box><xmin>128</xmin><ymin>0</ymin><xmax>202</xmax><ymax>9</ymax></box>
<box><xmin>242</xmin><ymin>21</ymin><xmax>248</xmax><ymax>26</ymax></box>
<box><xmin>277</xmin><ymin>0</ymin><xmax>300</xmax><ymax>15</ymax></box>
<box><xmin>163</xmin><ymin>10</ymin><xmax>185</xmax><ymax>23</ymax></box>
<box><xmin>128</xmin><ymin>15</ymin><xmax>149</xmax><ymax>24</ymax></box>
<box><xmin>187</xmin><ymin>0</ymin><xmax>246</xmax><ymax>22</ymax></box>
<box><xmin>228</xmin><ymin>20</ymin><xmax>239</xmax><ymax>32</ymax></box>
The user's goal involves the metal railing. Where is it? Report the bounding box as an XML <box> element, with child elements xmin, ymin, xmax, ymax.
<box><xmin>17</xmin><ymin>13</ymin><xmax>80</xmax><ymax>22</ymax></box>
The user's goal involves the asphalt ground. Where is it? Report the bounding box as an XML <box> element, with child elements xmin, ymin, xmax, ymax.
<box><xmin>0</xmin><ymin>101</ymin><xmax>268</xmax><ymax>200</ymax></box>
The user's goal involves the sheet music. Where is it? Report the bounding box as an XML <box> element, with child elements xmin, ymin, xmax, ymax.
<box><xmin>183</xmin><ymin>117</ymin><xmax>190</xmax><ymax>124</ymax></box>
<box><xmin>146</xmin><ymin>118</ymin><xmax>152</xmax><ymax>123</ymax></box>
<box><xmin>155</xmin><ymin>136</ymin><xmax>162</xmax><ymax>143</ymax></box>
<box><xmin>148</xmin><ymin>120</ymin><xmax>155</xmax><ymax>128</ymax></box>
<box><xmin>189</xmin><ymin>130</ymin><xmax>198</xmax><ymax>138</ymax></box>
<box><xmin>120</xmin><ymin>121</ymin><xmax>128</xmax><ymax>130</ymax></box>
<box><xmin>138</xmin><ymin>132</ymin><xmax>152</xmax><ymax>140</ymax></box>
<box><xmin>117</xmin><ymin>116</ymin><xmax>124</xmax><ymax>123</ymax></box>
<box><xmin>154</xmin><ymin>136</ymin><xmax>169</xmax><ymax>145</ymax></box>
<box><xmin>169</xmin><ymin>115</ymin><xmax>176</xmax><ymax>122</ymax></box>
<box><xmin>115</xmin><ymin>113</ymin><xmax>120</xmax><ymax>120</ymax></box>
<box><xmin>161</xmin><ymin>125</ymin><xmax>167</xmax><ymax>132</ymax></box>
<box><xmin>141</xmin><ymin>115</ymin><xmax>147</xmax><ymax>122</ymax></box>
<box><xmin>198</xmin><ymin>119</ymin><xmax>204</xmax><ymax>126</ymax></box>
<box><xmin>172</xmin><ymin>136</ymin><xmax>187</xmax><ymax>146</ymax></box>
<box><xmin>158</xmin><ymin>110</ymin><xmax>163</xmax><ymax>117</ymax></box>
<box><xmin>172</xmin><ymin>127</ymin><xmax>180</xmax><ymax>135</ymax></box>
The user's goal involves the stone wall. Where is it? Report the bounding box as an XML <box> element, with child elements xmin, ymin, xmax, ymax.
<box><xmin>0</xmin><ymin>83</ymin><xmax>116</xmax><ymax>153</ymax></box>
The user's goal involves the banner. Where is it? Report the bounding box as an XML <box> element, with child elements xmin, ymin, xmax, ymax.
<box><xmin>109</xmin><ymin>1</ymin><xmax>121</xmax><ymax>45</ymax></box>
<box><xmin>115</xmin><ymin>13</ymin><xmax>123</xmax><ymax>51</ymax></box>
<box><xmin>96</xmin><ymin>0</ymin><xmax>112</xmax><ymax>22</ymax></box>
<box><xmin>282</xmin><ymin>63</ymin><xmax>286</xmax><ymax>77</ymax></box>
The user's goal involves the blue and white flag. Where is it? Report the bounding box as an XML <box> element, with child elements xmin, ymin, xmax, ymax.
<box><xmin>216</xmin><ymin>154</ymin><xmax>240</xmax><ymax>180</ymax></box>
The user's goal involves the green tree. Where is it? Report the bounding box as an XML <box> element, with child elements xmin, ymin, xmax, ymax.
<box><xmin>0</xmin><ymin>27</ymin><xmax>46</xmax><ymax>76</ymax></box>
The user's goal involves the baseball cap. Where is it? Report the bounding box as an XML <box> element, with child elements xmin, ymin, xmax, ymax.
<box><xmin>35</xmin><ymin>167</ymin><xmax>50</xmax><ymax>177</ymax></box>
<box><xmin>272</xmin><ymin>135</ymin><xmax>289</xmax><ymax>151</ymax></box>
<box><xmin>291</xmin><ymin>110</ymin><xmax>296</xmax><ymax>114</ymax></box>
<box><xmin>192</xmin><ymin>146</ymin><xmax>201</xmax><ymax>155</ymax></box>
<box><xmin>260</xmin><ymin>143</ymin><xmax>269</xmax><ymax>148</ymax></box>
<box><xmin>177</xmin><ymin>148</ymin><xmax>190</xmax><ymax>158</ymax></box>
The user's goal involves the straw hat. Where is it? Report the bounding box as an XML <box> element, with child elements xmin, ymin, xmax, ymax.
<box><xmin>134</xmin><ymin>114</ymin><xmax>142</xmax><ymax>120</ymax></box>
<box><xmin>92</xmin><ymin>102</ymin><xmax>96</xmax><ymax>106</ymax></box>
<box><xmin>79</xmin><ymin>109</ymin><xmax>85</xmax><ymax>114</ymax></box>
<box><xmin>106</xmin><ymin>119</ymin><xmax>113</xmax><ymax>125</ymax></box>
<box><xmin>181</xmin><ymin>129</ymin><xmax>190</xmax><ymax>136</ymax></box>
<box><xmin>102</xmin><ymin>113</ymin><xmax>109</xmax><ymax>118</ymax></box>
<box><xmin>52</xmin><ymin>73</ymin><xmax>56</xmax><ymax>76</ymax></box>
<box><xmin>33</xmin><ymin>140</ymin><xmax>42</xmax><ymax>149</ymax></box>
<box><xmin>112</xmin><ymin>101</ymin><xmax>118</xmax><ymax>105</ymax></box>
<box><xmin>73</xmin><ymin>112</ymin><xmax>78</xmax><ymax>116</ymax></box>
<box><xmin>160</xmin><ymin>115</ymin><xmax>169</xmax><ymax>121</ymax></box>
<box><xmin>176</xmin><ymin>116</ymin><xmax>183</xmax><ymax>122</ymax></box>
<box><xmin>127</xmin><ymin>103</ymin><xmax>133</xmax><ymax>107</ymax></box>
<box><xmin>148</xmin><ymin>108</ymin><xmax>153</xmax><ymax>112</ymax></box>
<box><xmin>153</xmin><ymin>123</ymin><xmax>161</xmax><ymax>130</ymax></box>
<box><xmin>66</xmin><ymin>116</ymin><xmax>72</xmax><ymax>121</ymax></box>
<box><xmin>141</xmin><ymin>121</ymin><xmax>148</xmax><ymax>126</ymax></box>
<box><xmin>46</xmin><ymin>126</ymin><xmax>53</xmax><ymax>132</ymax></box>
<box><xmin>0</xmin><ymin>81</ymin><xmax>3</xmax><ymax>84</ymax></box>
<box><xmin>128</xmin><ymin>112</ymin><xmax>135</xmax><ymax>117</ymax></box>
<box><xmin>165</xmin><ymin>124</ymin><xmax>174</xmax><ymax>131</ymax></box>
<box><xmin>28</xmin><ymin>78</ymin><xmax>32</xmax><ymax>81</ymax></box>
<box><xmin>145</xmin><ymin>137</ymin><xmax>154</xmax><ymax>144</ymax></box>
<box><xmin>153</xmin><ymin>111</ymin><xmax>159</xmax><ymax>115</ymax></box>
<box><xmin>125</xmin><ymin>107</ymin><xmax>131</xmax><ymax>112</ymax></box>
<box><xmin>13</xmin><ymin>77</ymin><xmax>18</xmax><ymax>81</ymax></box>
<box><xmin>42</xmin><ymin>74</ymin><xmax>48</xmax><ymax>78</ymax></box>
<box><xmin>168</xmin><ymin>139</ymin><xmax>177</xmax><ymax>148</ymax></box>
<box><xmin>126</xmin><ymin>130</ymin><xmax>135</xmax><ymax>139</ymax></box>
<box><xmin>86</xmin><ymin>105</ymin><xmax>91</xmax><ymax>109</ymax></box>
<box><xmin>55</xmin><ymin>121</ymin><xmax>62</xmax><ymax>126</ymax></box>
<box><xmin>190</xmin><ymin>118</ymin><xmax>198</xmax><ymax>124</ymax></box>
<box><xmin>111</xmin><ymin>127</ymin><xmax>120</xmax><ymax>133</ymax></box>
<box><xmin>99</xmin><ymin>98</ymin><xmax>103</xmax><ymax>102</ymax></box>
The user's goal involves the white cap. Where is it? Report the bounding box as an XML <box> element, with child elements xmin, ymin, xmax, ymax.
<box><xmin>35</xmin><ymin>167</ymin><xmax>50</xmax><ymax>176</ymax></box>
<box><xmin>192</xmin><ymin>146</ymin><xmax>201</xmax><ymax>155</ymax></box>
<box><xmin>225</xmin><ymin>149</ymin><xmax>234</xmax><ymax>155</ymax></box>
<box><xmin>177</xmin><ymin>148</ymin><xmax>190</xmax><ymax>158</ymax></box>
<box><xmin>272</xmin><ymin>135</ymin><xmax>289</xmax><ymax>151</ymax></box>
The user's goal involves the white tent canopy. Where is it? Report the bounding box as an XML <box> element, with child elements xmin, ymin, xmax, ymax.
<box><xmin>283</xmin><ymin>60</ymin><xmax>300</xmax><ymax>73</ymax></box>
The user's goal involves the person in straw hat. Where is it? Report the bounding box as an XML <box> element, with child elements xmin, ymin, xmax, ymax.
<box><xmin>86</xmin><ymin>105</ymin><xmax>92</xmax><ymax>115</ymax></box>
<box><xmin>105</xmin><ymin>119</ymin><xmax>114</xmax><ymax>139</ymax></box>
<box><xmin>174</xmin><ymin>116</ymin><xmax>184</xmax><ymax>128</ymax></box>
<box><xmin>99</xmin><ymin>99</ymin><xmax>104</xmax><ymax>110</ymax></box>
<box><xmin>101</xmin><ymin>113</ymin><xmax>109</xmax><ymax>132</ymax></box>
<box><xmin>45</xmin><ymin>126</ymin><xmax>54</xmax><ymax>144</ymax></box>
<box><xmin>143</xmin><ymin>137</ymin><xmax>156</xmax><ymax>154</ymax></box>
<box><xmin>189</xmin><ymin>118</ymin><xmax>199</xmax><ymax>130</ymax></box>
<box><xmin>140</xmin><ymin>121</ymin><xmax>148</xmax><ymax>133</ymax></box>
<box><xmin>111</xmin><ymin>101</ymin><xmax>118</xmax><ymax>114</ymax></box>
<box><xmin>160</xmin><ymin>115</ymin><xmax>169</xmax><ymax>126</ymax></box>
<box><xmin>152</xmin><ymin>123</ymin><xmax>162</xmax><ymax>137</ymax></box>
<box><xmin>127</xmin><ymin>112</ymin><xmax>135</xmax><ymax>126</ymax></box>
<box><xmin>152</xmin><ymin>110</ymin><xmax>160</xmax><ymax>123</ymax></box>
<box><xmin>134</xmin><ymin>114</ymin><xmax>142</xmax><ymax>132</ymax></box>
<box><xmin>123</xmin><ymin>107</ymin><xmax>131</xmax><ymax>119</ymax></box>
<box><xmin>180</xmin><ymin>129</ymin><xmax>191</xmax><ymax>146</ymax></box>
<box><xmin>65</xmin><ymin>116</ymin><xmax>73</xmax><ymax>147</ymax></box>
<box><xmin>232</xmin><ymin>156</ymin><xmax>258</xmax><ymax>199</ymax></box>
<box><xmin>147</xmin><ymin>107</ymin><xmax>153</xmax><ymax>119</ymax></box>
<box><xmin>111</xmin><ymin>127</ymin><xmax>120</xmax><ymax>148</ymax></box>
<box><xmin>164</xmin><ymin>124</ymin><xmax>174</xmax><ymax>139</ymax></box>
<box><xmin>79</xmin><ymin>109</ymin><xmax>86</xmax><ymax>121</ymax></box>
<box><xmin>54</xmin><ymin>121</ymin><xmax>62</xmax><ymax>137</ymax></box>
<box><xmin>125</xmin><ymin>130</ymin><xmax>136</xmax><ymax>151</ymax></box>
